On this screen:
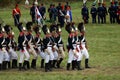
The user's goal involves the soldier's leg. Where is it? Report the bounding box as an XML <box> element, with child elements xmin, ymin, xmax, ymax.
<box><xmin>83</xmin><ymin>48</ymin><xmax>90</xmax><ymax>68</ymax></box>
<box><xmin>44</xmin><ymin>52</ymin><xmax>50</xmax><ymax>72</ymax></box>
<box><xmin>23</xmin><ymin>48</ymin><xmax>30</xmax><ymax>70</ymax></box>
<box><xmin>4</xmin><ymin>50</ymin><xmax>10</xmax><ymax>69</ymax></box>
<box><xmin>0</xmin><ymin>51</ymin><xmax>3</xmax><ymax>71</ymax></box>
<box><xmin>19</xmin><ymin>50</ymin><xmax>25</xmax><ymax>71</ymax></box>
<box><xmin>10</xmin><ymin>48</ymin><xmax>18</xmax><ymax>68</ymax></box>
<box><xmin>52</xmin><ymin>51</ymin><xmax>58</xmax><ymax>68</ymax></box>
<box><xmin>67</xmin><ymin>49</ymin><xmax>74</xmax><ymax>70</ymax></box>
<box><xmin>40</xmin><ymin>51</ymin><xmax>45</xmax><ymax>68</ymax></box>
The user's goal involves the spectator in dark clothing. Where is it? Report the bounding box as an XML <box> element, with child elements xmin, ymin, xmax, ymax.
<box><xmin>30</xmin><ymin>3</ymin><xmax>36</xmax><ymax>23</ymax></box>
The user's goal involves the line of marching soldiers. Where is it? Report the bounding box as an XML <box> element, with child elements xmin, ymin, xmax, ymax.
<box><xmin>0</xmin><ymin>21</ymin><xmax>90</xmax><ymax>72</ymax></box>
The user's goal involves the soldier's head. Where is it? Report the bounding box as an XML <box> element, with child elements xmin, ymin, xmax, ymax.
<box><xmin>4</xmin><ymin>25</ymin><xmax>12</xmax><ymax>34</ymax></box>
<box><xmin>26</xmin><ymin>22</ymin><xmax>33</xmax><ymax>32</ymax></box>
<box><xmin>78</xmin><ymin>22</ymin><xmax>85</xmax><ymax>34</ymax></box>
<box><xmin>33</xmin><ymin>25</ymin><xmax>41</xmax><ymax>34</ymax></box>
<box><xmin>42</xmin><ymin>25</ymin><xmax>51</xmax><ymax>37</ymax></box>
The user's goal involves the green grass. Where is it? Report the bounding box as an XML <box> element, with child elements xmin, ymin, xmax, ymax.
<box><xmin>0</xmin><ymin>1</ymin><xmax>120</xmax><ymax>80</ymax></box>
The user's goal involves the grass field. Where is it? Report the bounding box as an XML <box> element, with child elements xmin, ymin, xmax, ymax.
<box><xmin>0</xmin><ymin>1</ymin><xmax>120</xmax><ymax>80</ymax></box>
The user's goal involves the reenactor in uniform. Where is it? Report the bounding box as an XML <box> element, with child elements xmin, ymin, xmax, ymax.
<box><xmin>2</xmin><ymin>27</ymin><xmax>10</xmax><ymax>70</ymax></box>
<box><xmin>50</xmin><ymin>24</ymin><xmax>59</xmax><ymax>68</ymax></box>
<box><xmin>12</xmin><ymin>4</ymin><xmax>21</xmax><ymax>26</ymax></box>
<box><xmin>25</xmin><ymin>22</ymin><xmax>37</xmax><ymax>69</ymax></box>
<box><xmin>108</xmin><ymin>2</ymin><xmax>116</xmax><ymax>23</ymax></box>
<box><xmin>97</xmin><ymin>3</ymin><xmax>104</xmax><ymax>24</ymax></box>
<box><xmin>50</xmin><ymin>4</ymin><xmax>58</xmax><ymax>23</ymax></box>
<box><xmin>4</xmin><ymin>25</ymin><xmax>18</xmax><ymax>69</ymax></box>
<box><xmin>56</xmin><ymin>25</ymin><xmax>65</xmax><ymax>68</ymax></box>
<box><xmin>33</xmin><ymin>25</ymin><xmax>45</xmax><ymax>68</ymax></box>
<box><xmin>81</xmin><ymin>4</ymin><xmax>89</xmax><ymax>24</ymax></box>
<box><xmin>66</xmin><ymin>23</ymin><xmax>79</xmax><ymax>70</ymax></box>
<box><xmin>48</xmin><ymin>4</ymin><xmax>53</xmax><ymax>22</ymax></box>
<box><xmin>117</xmin><ymin>5</ymin><xmax>120</xmax><ymax>24</ymax></box>
<box><xmin>56</xmin><ymin>3</ymin><xmax>66</xmax><ymax>27</ymax></box>
<box><xmin>42</xmin><ymin>25</ymin><xmax>53</xmax><ymax>72</ymax></box>
<box><xmin>0</xmin><ymin>25</ymin><xmax>4</xmax><ymax>70</ymax></box>
<box><xmin>30</xmin><ymin>3</ymin><xmax>36</xmax><ymax>23</ymax></box>
<box><xmin>78</xmin><ymin>22</ymin><xmax>90</xmax><ymax>68</ymax></box>
<box><xmin>17</xmin><ymin>23</ymin><xmax>30</xmax><ymax>71</ymax></box>
<box><xmin>102</xmin><ymin>3</ymin><xmax>108</xmax><ymax>23</ymax></box>
<box><xmin>90</xmin><ymin>4</ymin><xmax>97</xmax><ymax>23</ymax></box>
<box><xmin>71</xmin><ymin>22</ymin><xmax>83</xmax><ymax>70</ymax></box>
<box><xmin>39</xmin><ymin>3</ymin><xmax>46</xmax><ymax>20</ymax></box>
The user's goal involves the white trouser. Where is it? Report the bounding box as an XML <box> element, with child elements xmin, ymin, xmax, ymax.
<box><xmin>58</xmin><ymin>47</ymin><xmax>65</xmax><ymax>60</ymax></box>
<box><xmin>19</xmin><ymin>47</ymin><xmax>30</xmax><ymax>63</ymax></box>
<box><xmin>9</xmin><ymin>47</ymin><xmax>18</xmax><ymax>60</ymax></box>
<box><xmin>3</xmin><ymin>48</ymin><xmax>10</xmax><ymax>61</ymax></box>
<box><xmin>81</xmin><ymin>44</ymin><xmax>89</xmax><ymax>59</ymax></box>
<box><xmin>75</xmin><ymin>45</ymin><xmax>82</xmax><ymax>61</ymax></box>
<box><xmin>67</xmin><ymin>49</ymin><xmax>74</xmax><ymax>63</ymax></box>
<box><xmin>47</xmin><ymin>47</ymin><xmax>54</xmax><ymax>60</ymax></box>
<box><xmin>28</xmin><ymin>45</ymin><xmax>37</xmax><ymax>59</ymax></box>
<box><xmin>53</xmin><ymin>50</ymin><xmax>58</xmax><ymax>60</ymax></box>
<box><xmin>38</xmin><ymin>46</ymin><xmax>45</xmax><ymax>59</ymax></box>
<box><xmin>0</xmin><ymin>50</ymin><xmax>4</xmax><ymax>64</ymax></box>
<box><xmin>44</xmin><ymin>51</ymin><xmax>50</xmax><ymax>63</ymax></box>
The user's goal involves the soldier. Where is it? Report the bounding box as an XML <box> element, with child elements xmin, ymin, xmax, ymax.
<box><xmin>97</xmin><ymin>3</ymin><xmax>104</xmax><ymax>24</ymax></box>
<box><xmin>4</xmin><ymin>25</ymin><xmax>18</xmax><ymax>69</ymax></box>
<box><xmin>102</xmin><ymin>3</ymin><xmax>107</xmax><ymax>23</ymax></box>
<box><xmin>33</xmin><ymin>25</ymin><xmax>45</xmax><ymax>68</ymax></box>
<box><xmin>66</xmin><ymin>23</ymin><xmax>79</xmax><ymax>70</ymax></box>
<box><xmin>17</xmin><ymin>23</ymin><xmax>30</xmax><ymax>71</ymax></box>
<box><xmin>117</xmin><ymin>5</ymin><xmax>120</xmax><ymax>24</ymax></box>
<box><xmin>50</xmin><ymin>24</ymin><xmax>59</xmax><ymax>68</ymax></box>
<box><xmin>39</xmin><ymin>3</ymin><xmax>46</xmax><ymax>20</ymax></box>
<box><xmin>2</xmin><ymin>26</ymin><xmax>10</xmax><ymax>70</ymax></box>
<box><xmin>12</xmin><ymin>4</ymin><xmax>21</xmax><ymax>26</ymax></box>
<box><xmin>71</xmin><ymin>22</ymin><xmax>83</xmax><ymax>70</ymax></box>
<box><xmin>108</xmin><ymin>2</ymin><xmax>116</xmax><ymax>23</ymax></box>
<box><xmin>30</xmin><ymin>3</ymin><xmax>36</xmax><ymax>23</ymax></box>
<box><xmin>78</xmin><ymin>22</ymin><xmax>90</xmax><ymax>68</ymax></box>
<box><xmin>56</xmin><ymin>3</ymin><xmax>66</xmax><ymax>27</ymax></box>
<box><xmin>56</xmin><ymin>25</ymin><xmax>65</xmax><ymax>68</ymax></box>
<box><xmin>90</xmin><ymin>4</ymin><xmax>97</xmax><ymax>23</ymax></box>
<box><xmin>81</xmin><ymin>4</ymin><xmax>89</xmax><ymax>24</ymax></box>
<box><xmin>25</xmin><ymin>22</ymin><xmax>37</xmax><ymax>69</ymax></box>
<box><xmin>0</xmin><ymin>25</ymin><xmax>4</xmax><ymax>70</ymax></box>
<box><xmin>42</xmin><ymin>25</ymin><xmax>53</xmax><ymax>72</ymax></box>
<box><xmin>51</xmin><ymin>4</ymin><xmax>58</xmax><ymax>23</ymax></box>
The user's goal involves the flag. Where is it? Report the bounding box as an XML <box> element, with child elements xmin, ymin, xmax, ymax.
<box><xmin>35</xmin><ymin>7</ymin><xmax>42</xmax><ymax>25</ymax></box>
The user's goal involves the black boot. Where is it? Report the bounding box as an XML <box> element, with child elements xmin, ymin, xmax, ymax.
<box><xmin>77</xmin><ymin>61</ymin><xmax>83</xmax><ymax>70</ymax></box>
<box><xmin>0</xmin><ymin>64</ymin><xmax>2</xmax><ymax>71</ymax></box>
<box><xmin>45</xmin><ymin>63</ymin><xmax>49</xmax><ymax>72</ymax></box>
<box><xmin>40</xmin><ymin>59</ymin><xmax>44</xmax><ymax>68</ymax></box>
<box><xmin>27</xmin><ymin>61</ymin><xmax>30</xmax><ymax>69</ymax></box>
<box><xmin>72</xmin><ymin>60</ymin><xmax>75</xmax><ymax>70</ymax></box>
<box><xmin>31</xmin><ymin>59</ymin><xmax>36</xmax><ymax>69</ymax></box>
<box><xmin>66</xmin><ymin>63</ymin><xmax>70</xmax><ymax>70</ymax></box>
<box><xmin>12</xmin><ymin>59</ymin><xmax>15</xmax><ymax>68</ymax></box>
<box><xmin>56</xmin><ymin>58</ymin><xmax>63</xmax><ymax>68</ymax></box>
<box><xmin>3</xmin><ymin>61</ymin><xmax>7</xmax><ymax>70</ymax></box>
<box><xmin>19</xmin><ymin>63</ymin><xmax>22</xmax><ymax>71</ymax></box>
<box><xmin>2</xmin><ymin>61</ymin><xmax>5</xmax><ymax>70</ymax></box>
<box><xmin>8</xmin><ymin>61</ymin><xmax>11</xmax><ymax>69</ymax></box>
<box><xmin>23</xmin><ymin>61</ymin><xmax>27</xmax><ymax>70</ymax></box>
<box><xmin>85</xmin><ymin>59</ymin><xmax>91</xmax><ymax>68</ymax></box>
<box><xmin>52</xmin><ymin>60</ymin><xmax>57</xmax><ymax>68</ymax></box>
<box><xmin>14</xmin><ymin>59</ymin><xmax>18</xmax><ymax>68</ymax></box>
<box><xmin>49</xmin><ymin>60</ymin><xmax>53</xmax><ymax>71</ymax></box>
